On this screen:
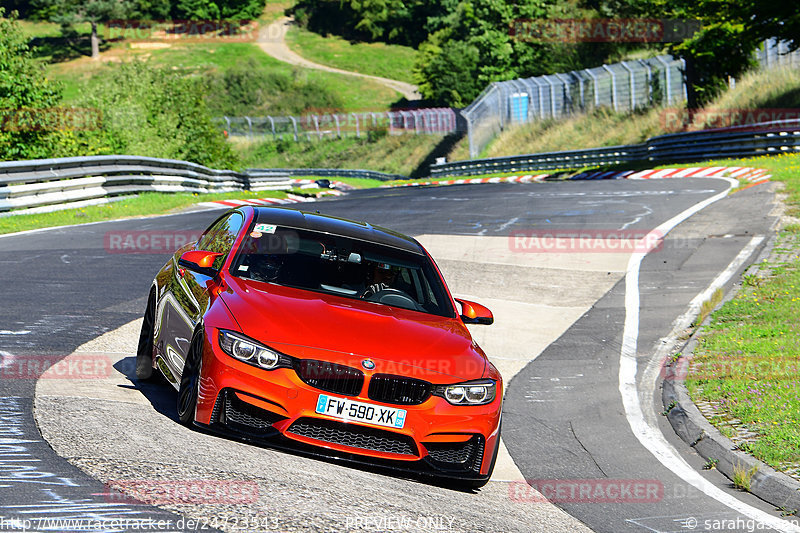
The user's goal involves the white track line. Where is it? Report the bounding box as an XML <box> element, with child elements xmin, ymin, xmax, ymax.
<box><xmin>639</xmin><ymin>235</ymin><xmax>765</xmax><ymax>426</ymax></box>
<box><xmin>619</xmin><ymin>177</ymin><xmax>800</xmax><ymax>532</ymax></box>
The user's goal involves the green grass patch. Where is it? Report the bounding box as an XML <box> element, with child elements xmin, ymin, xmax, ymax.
<box><xmin>686</xmin><ymin>228</ymin><xmax>800</xmax><ymax>468</ymax></box>
<box><xmin>0</xmin><ymin>190</ymin><xmax>286</xmax><ymax>235</ymax></box>
<box><xmin>48</xmin><ymin>42</ymin><xmax>400</xmax><ymax>113</ymax></box>
<box><xmin>683</xmin><ymin>153</ymin><xmax>800</xmax><ymax>472</ymax></box>
<box><xmin>232</xmin><ymin>133</ymin><xmax>443</xmax><ymax>176</ymax></box>
<box><xmin>285</xmin><ymin>25</ymin><xmax>417</xmax><ymax>84</ymax></box>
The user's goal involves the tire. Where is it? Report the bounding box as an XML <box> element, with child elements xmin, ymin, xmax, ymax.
<box><xmin>135</xmin><ymin>290</ymin><xmax>156</xmax><ymax>380</ymax></box>
<box><xmin>177</xmin><ymin>329</ymin><xmax>204</xmax><ymax>426</ymax></box>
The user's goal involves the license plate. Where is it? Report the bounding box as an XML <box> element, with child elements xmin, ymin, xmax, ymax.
<box><xmin>315</xmin><ymin>394</ymin><xmax>406</xmax><ymax>429</ymax></box>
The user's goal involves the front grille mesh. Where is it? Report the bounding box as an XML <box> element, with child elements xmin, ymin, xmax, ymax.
<box><xmin>425</xmin><ymin>436</ymin><xmax>485</xmax><ymax>473</ymax></box>
<box><xmin>368</xmin><ymin>374</ymin><xmax>432</xmax><ymax>405</ymax></box>
<box><xmin>212</xmin><ymin>389</ymin><xmax>285</xmax><ymax>431</ymax></box>
<box><xmin>288</xmin><ymin>417</ymin><xmax>417</xmax><ymax>456</ymax></box>
<box><xmin>294</xmin><ymin>359</ymin><xmax>364</xmax><ymax>396</ymax></box>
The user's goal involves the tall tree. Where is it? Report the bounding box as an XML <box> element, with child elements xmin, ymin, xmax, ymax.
<box><xmin>41</xmin><ymin>0</ymin><xmax>134</xmax><ymax>60</ymax></box>
<box><xmin>649</xmin><ymin>0</ymin><xmax>799</xmax><ymax>107</ymax></box>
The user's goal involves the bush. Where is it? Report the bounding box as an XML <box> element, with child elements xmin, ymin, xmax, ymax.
<box><xmin>203</xmin><ymin>58</ymin><xmax>344</xmax><ymax>116</ymax></box>
<box><xmin>0</xmin><ymin>10</ymin><xmax>65</xmax><ymax>160</ymax></box>
<box><xmin>78</xmin><ymin>61</ymin><xmax>237</xmax><ymax>169</ymax></box>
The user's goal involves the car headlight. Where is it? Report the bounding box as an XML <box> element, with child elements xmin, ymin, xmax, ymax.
<box><xmin>218</xmin><ymin>329</ymin><xmax>288</xmax><ymax>371</ymax></box>
<box><xmin>434</xmin><ymin>380</ymin><xmax>496</xmax><ymax>405</ymax></box>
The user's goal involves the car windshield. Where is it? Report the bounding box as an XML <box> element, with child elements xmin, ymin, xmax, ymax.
<box><xmin>230</xmin><ymin>224</ymin><xmax>455</xmax><ymax>318</ymax></box>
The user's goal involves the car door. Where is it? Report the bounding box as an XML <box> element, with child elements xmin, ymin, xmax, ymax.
<box><xmin>157</xmin><ymin>211</ymin><xmax>244</xmax><ymax>383</ymax></box>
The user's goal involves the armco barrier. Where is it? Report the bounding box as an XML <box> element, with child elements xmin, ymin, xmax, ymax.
<box><xmin>246</xmin><ymin>168</ymin><xmax>405</xmax><ymax>181</ymax></box>
<box><xmin>0</xmin><ymin>156</ymin><xmax>405</xmax><ymax>215</ymax></box>
<box><xmin>431</xmin><ymin>119</ymin><xmax>800</xmax><ymax>177</ymax></box>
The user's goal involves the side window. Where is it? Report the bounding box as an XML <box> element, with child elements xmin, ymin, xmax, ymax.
<box><xmin>197</xmin><ymin>212</ymin><xmax>244</xmax><ymax>270</ymax></box>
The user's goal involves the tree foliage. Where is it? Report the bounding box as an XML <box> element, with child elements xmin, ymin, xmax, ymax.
<box><xmin>78</xmin><ymin>61</ymin><xmax>237</xmax><ymax>168</ymax></box>
<box><xmin>174</xmin><ymin>0</ymin><xmax>267</xmax><ymax>20</ymax></box>
<box><xmin>295</xmin><ymin>0</ymin><xmax>800</xmax><ymax>109</ymax></box>
<box><xmin>0</xmin><ymin>9</ymin><xmax>65</xmax><ymax>160</ymax></box>
<box><xmin>647</xmin><ymin>0</ymin><xmax>798</xmax><ymax>107</ymax></box>
<box><xmin>293</xmin><ymin>0</ymin><xmax>653</xmax><ymax>106</ymax></box>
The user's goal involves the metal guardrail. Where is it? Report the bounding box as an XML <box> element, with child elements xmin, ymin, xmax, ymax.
<box><xmin>0</xmin><ymin>156</ymin><xmax>406</xmax><ymax>215</ymax></box>
<box><xmin>430</xmin><ymin>120</ymin><xmax>800</xmax><ymax>177</ymax></box>
<box><xmin>247</xmin><ymin>168</ymin><xmax>405</xmax><ymax>181</ymax></box>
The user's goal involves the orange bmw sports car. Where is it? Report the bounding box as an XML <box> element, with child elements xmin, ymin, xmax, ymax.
<box><xmin>136</xmin><ymin>206</ymin><xmax>502</xmax><ymax>487</ymax></box>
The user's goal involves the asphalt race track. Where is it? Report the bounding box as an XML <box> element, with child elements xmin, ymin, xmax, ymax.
<box><xmin>0</xmin><ymin>178</ymin><xmax>793</xmax><ymax>533</ymax></box>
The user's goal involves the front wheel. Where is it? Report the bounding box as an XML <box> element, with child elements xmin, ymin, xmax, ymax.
<box><xmin>177</xmin><ymin>329</ymin><xmax>204</xmax><ymax>426</ymax></box>
<box><xmin>135</xmin><ymin>290</ymin><xmax>156</xmax><ymax>380</ymax></box>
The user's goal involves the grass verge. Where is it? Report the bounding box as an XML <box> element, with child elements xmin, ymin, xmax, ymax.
<box><xmin>0</xmin><ymin>190</ymin><xmax>287</xmax><ymax>235</ymax></box>
<box><xmin>684</xmin><ymin>152</ymin><xmax>800</xmax><ymax>474</ymax></box>
<box><xmin>284</xmin><ymin>25</ymin><xmax>417</xmax><ymax>84</ymax></box>
<box><xmin>48</xmin><ymin>42</ymin><xmax>400</xmax><ymax>112</ymax></box>
<box><xmin>232</xmin><ymin>133</ymin><xmax>444</xmax><ymax>176</ymax></box>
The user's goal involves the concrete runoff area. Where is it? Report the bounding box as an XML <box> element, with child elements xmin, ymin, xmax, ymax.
<box><xmin>33</xmin><ymin>233</ymin><xmax>631</xmax><ymax>532</ymax></box>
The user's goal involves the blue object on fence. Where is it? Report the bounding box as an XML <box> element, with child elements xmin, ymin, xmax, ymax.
<box><xmin>510</xmin><ymin>93</ymin><xmax>529</xmax><ymax>123</ymax></box>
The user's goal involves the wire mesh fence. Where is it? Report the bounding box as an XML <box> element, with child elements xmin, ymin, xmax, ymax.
<box><xmin>461</xmin><ymin>55</ymin><xmax>686</xmax><ymax>158</ymax></box>
<box><xmin>218</xmin><ymin>108</ymin><xmax>459</xmax><ymax>140</ymax></box>
<box><xmin>756</xmin><ymin>39</ymin><xmax>800</xmax><ymax>68</ymax></box>
<box><xmin>462</xmin><ymin>40</ymin><xmax>800</xmax><ymax>159</ymax></box>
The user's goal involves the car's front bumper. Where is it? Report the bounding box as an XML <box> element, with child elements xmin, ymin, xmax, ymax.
<box><xmin>194</xmin><ymin>330</ymin><xmax>502</xmax><ymax>480</ymax></box>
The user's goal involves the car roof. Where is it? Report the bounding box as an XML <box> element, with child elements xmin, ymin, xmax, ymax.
<box><xmin>250</xmin><ymin>206</ymin><xmax>425</xmax><ymax>255</ymax></box>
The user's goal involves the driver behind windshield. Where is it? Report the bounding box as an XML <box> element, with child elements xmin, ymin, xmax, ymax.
<box><xmin>362</xmin><ymin>262</ymin><xmax>398</xmax><ymax>298</ymax></box>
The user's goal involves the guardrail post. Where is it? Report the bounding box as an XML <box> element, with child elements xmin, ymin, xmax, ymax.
<box><xmin>679</xmin><ymin>57</ymin><xmax>688</xmax><ymax>102</ymax></box>
<box><xmin>640</xmin><ymin>59</ymin><xmax>653</xmax><ymax>105</ymax></box>
<box><xmin>245</xmin><ymin>116</ymin><xmax>253</xmax><ymax>138</ymax></box>
<box><xmin>655</xmin><ymin>56</ymin><xmax>672</xmax><ymax>105</ymax></box>
<box><xmin>531</xmin><ymin>77</ymin><xmax>546</xmax><ymax>118</ymax></box>
<box><xmin>620</xmin><ymin>61</ymin><xmax>635</xmax><ymax>109</ymax></box>
<box><xmin>585</xmin><ymin>69</ymin><xmax>600</xmax><ymax>109</ymax></box>
<box><xmin>289</xmin><ymin>116</ymin><xmax>298</xmax><ymax>141</ymax></box>
<box><xmin>601</xmin><ymin>65</ymin><xmax>618</xmax><ymax>112</ymax></box>
<box><xmin>576</xmin><ymin>73</ymin><xmax>585</xmax><ymax>110</ymax></box>
<box><xmin>355</xmin><ymin>114</ymin><xmax>360</xmax><ymax>138</ymax></box>
<box><xmin>267</xmin><ymin>116</ymin><xmax>276</xmax><ymax>139</ymax></box>
<box><xmin>334</xmin><ymin>114</ymin><xmax>341</xmax><ymax>138</ymax></box>
<box><xmin>555</xmin><ymin>73</ymin><xmax>571</xmax><ymax>115</ymax></box>
<box><xmin>466</xmin><ymin>114</ymin><xmax>476</xmax><ymax>158</ymax></box>
<box><xmin>313</xmin><ymin>115</ymin><xmax>321</xmax><ymax>140</ymax></box>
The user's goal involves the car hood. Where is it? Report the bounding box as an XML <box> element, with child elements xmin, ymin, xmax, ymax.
<box><xmin>220</xmin><ymin>277</ymin><xmax>486</xmax><ymax>382</ymax></box>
